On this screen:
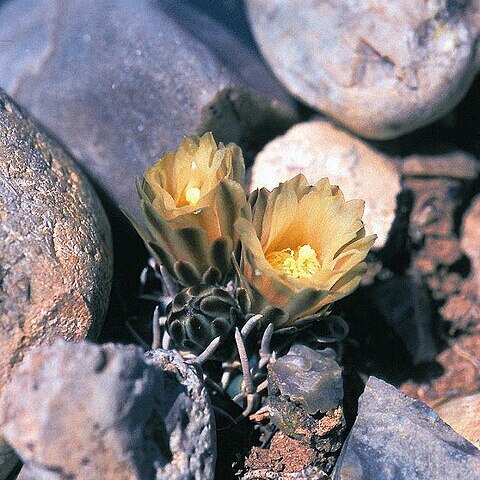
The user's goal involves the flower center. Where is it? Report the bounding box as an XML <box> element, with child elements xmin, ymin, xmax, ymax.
<box><xmin>185</xmin><ymin>186</ymin><xmax>201</xmax><ymax>206</ymax></box>
<box><xmin>267</xmin><ymin>244</ymin><xmax>320</xmax><ymax>279</ymax></box>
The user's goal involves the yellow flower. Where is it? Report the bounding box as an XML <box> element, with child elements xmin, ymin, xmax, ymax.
<box><xmin>236</xmin><ymin>174</ymin><xmax>376</xmax><ymax>326</ymax></box>
<box><xmin>136</xmin><ymin>132</ymin><xmax>249</xmax><ymax>286</ymax></box>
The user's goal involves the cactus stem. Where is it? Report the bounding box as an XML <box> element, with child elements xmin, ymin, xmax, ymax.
<box><xmin>158</xmin><ymin>314</ymin><xmax>172</xmax><ymax>349</ymax></box>
<box><xmin>159</xmin><ymin>264</ymin><xmax>179</xmax><ymax>298</ymax></box>
<box><xmin>255</xmin><ymin>379</ymin><xmax>269</xmax><ymax>394</ymax></box>
<box><xmin>233</xmin><ymin>392</ymin><xmax>244</xmax><ymax>404</ymax></box>
<box><xmin>193</xmin><ymin>336</ymin><xmax>222</xmax><ymax>365</ymax></box>
<box><xmin>235</xmin><ymin>327</ymin><xmax>255</xmax><ymax>395</ymax></box>
<box><xmin>259</xmin><ymin>322</ymin><xmax>274</xmax><ymax>369</ymax></box>
<box><xmin>161</xmin><ymin>330</ymin><xmax>171</xmax><ymax>350</ymax></box>
<box><xmin>220</xmin><ymin>370</ymin><xmax>232</xmax><ymax>390</ymax></box>
<box><xmin>152</xmin><ymin>306</ymin><xmax>161</xmax><ymax>349</ymax></box>
<box><xmin>239</xmin><ymin>393</ymin><xmax>259</xmax><ymax>419</ymax></box>
<box><xmin>241</xmin><ymin>314</ymin><xmax>263</xmax><ymax>337</ymax></box>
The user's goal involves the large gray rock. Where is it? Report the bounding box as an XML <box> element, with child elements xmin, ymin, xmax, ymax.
<box><xmin>145</xmin><ymin>349</ymin><xmax>216</xmax><ymax>480</ymax></box>
<box><xmin>250</xmin><ymin>120</ymin><xmax>401</xmax><ymax>248</ymax></box>
<box><xmin>246</xmin><ymin>0</ymin><xmax>480</xmax><ymax>139</ymax></box>
<box><xmin>159</xmin><ymin>0</ymin><xmax>288</xmax><ymax>102</ymax></box>
<box><xmin>0</xmin><ymin>90</ymin><xmax>112</xmax><ymax>479</ymax></box>
<box><xmin>333</xmin><ymin>377</ymin><xmax>480</xmax><ymax>480</ymax></box>
<box><xmin>1</xmin><ymin>341</ymin><xmax>216</xmax><ymax>480</ymax></box>
<box><xmin>0</xmin><ymin>0</ymin><xmax>297</xmax><ymax>216</ymax></box>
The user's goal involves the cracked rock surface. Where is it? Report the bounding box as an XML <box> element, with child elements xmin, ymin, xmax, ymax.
<box><xmin>145</xmin><ymin>349</ymin><xmax>216</xmax><ymax>480</ymax></box>
<box><xmin>0</xmin><ymin>0</ymin><xmax>296</xmax><ymax>216</ymax></box>
<box><xmin>246</xmin><ymin>0</ymin><xmax>480</xmax><ymax>139</ymax></box>
<box><xmin>1</xmin><ymin>341</ymin><xmax>215</xmax><ymax>480</ymax></box>
<box><xmin>333</xmin><ymin>377</ymin><xmax>480</xmax><ymax>480</ymax></box>
<box><xmin>0</xmin><ymin>90</ymin><xmax>112</xmax><ymax>479</ymax></box>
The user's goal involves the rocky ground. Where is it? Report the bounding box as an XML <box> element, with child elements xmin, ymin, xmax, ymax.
<box><xmin>0</xmin><ymin>1</ymin><xmax>479</xmax><ymax>479</ymax></box>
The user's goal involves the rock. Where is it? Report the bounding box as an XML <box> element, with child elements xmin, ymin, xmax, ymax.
<box><xmin>402</xmin><ymin>152</ymin><xmax>479</xmax><ymax>180</ymax></box>
<box><xmin>246</xmin><ymin>0</ymin><xmax>480</xmax><ymax>139</ymax></box>
<box><xmin>404</xmin><ymin>152</ymin><xmax>478</xmax><ymax>304</ymax></box>
<box><xmin>401</xmin><ymin>333</ymin><xmax>480</xmax><ymax>409</ymax></box>
<box><xmin>435</xmin><ymin>393</ymin><xmax>480</xmax><ymax>448</ymax></box>
<box><xmin>164</xmin><ymin>0</ymin><xmax>258</xmax><ymax>52</ymax></box>
<box><xmin>407</xmin><ymin>177</ymin><xmax>462</xmax><ymax>240</ymax></box>
<box><xmin>0</xmin><ymin>340</ymin><xmax>216</xmax><ymax>480</ymax></box>
<box><xmin>250</xmin><ymin>120</ymin><xmax>401</xmax><ymax>248</ymax></box>
<box><xmin>440</xmin><ymin>291</ymin><xmax>480</xmax><ymax>333</ymax></box>
<box><xmin>2</xmin><ymin>341</ymin><xmax>158</xmax><ymax>480</ymax></box>
<box><xmin>268</xmin><ymin>345</ymin><xmax>346</xmax><ymax>473</ymax></box>
<box><xmin>0</xmin><ymin>90</ymin><xmax>112</xmax><ymax>479</ymax></box>
<box><xmin>270</xmin><ymin>345</ymin><xmax>344</xmax><ymax>415</ymax></box>
<box><xmin>144</xmin><ymin>349</ymin><xmax>216</xmax><ymax>480</ymax></box>
<box><xmin>0</xmin><ymin>0</ymin><xmax>297</xmax><ymax>216</ymax></box>
<box><xmin>333</xmin><ymin>377</ymin><xmax>480</xmax><ymax>480</ymax></box>
<box><xmin>370</xmin><ymin>274</ymin><xmax>437</xmax><ymax>364</ymax></box>
<box><xmin>159</xmin><ymin>0</ymin><xmax>289</xmax><ymax>103</ymax></box>
<box><xmin>403</xmin><ymin>151</ymin><xmax>480</xmax><ymax>308</ymax></box>
<box><xmin>462</xmin><ymin>195</ymin><xmax>480</xmax><ymax>290</ymax></box>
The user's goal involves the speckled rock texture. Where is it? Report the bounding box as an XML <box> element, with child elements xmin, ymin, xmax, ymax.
<box><xmin>403</xmin><ymin>152</ymin><xmax>479</xmax><ymax>305</ymax></box>
<box><xmin>145</xmin><ymin>349</ymin><xmax>216</xmax><ymax>480</ymax></box>
<box><xmin>333</xmin><ymin>377</ymin><xmax>480</xmax><ymax>480</ymax></box>
<box><xmin>0</xmin><ymin>0</ymin><xmax>297</xmax><ymax>216</ymax></box>
<box><xmin>0</xmin><ymin>90</ymin><xmax>112</xmax><ymax>479</ymax></box>
<box><xmin>246</xmin><ymin>0</ymin><xmax>480</xmax><ymax>139</ymax></box>
<box><xmin>1</xmin><ymin>341</ymin><xmax>216</xmax><ymax>480</ymax></box>
<box><xmin>250</xmin><ymin>120</ymin><xmax>401</xmax><ymax>248</ymax></box>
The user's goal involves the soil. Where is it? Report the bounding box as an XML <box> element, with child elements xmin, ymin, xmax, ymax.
<box><xmin>245</xmin><ymin>432</ymin><xmax>316</xmax><ymax>474</ymax></box>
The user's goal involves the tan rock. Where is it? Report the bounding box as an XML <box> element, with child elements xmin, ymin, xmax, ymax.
<box><xmin>0</xmin><ymin>90</ymin><xmax>113</xmax><ymax>478</ymax></box>
<box><xmin>461</xmin><ymin>195</ymin><xmax>480</xmax><ymax>291</ymax></box>
<box><xmin>403</xmin><ymin>152</ymin><xmax>479</xmax><ymax>180</ymax></box>
<box><xmin>436</xmin><ymin>394</ymin><xmax>480</xmax><ymax>448</ymax></box>
<box><xmin>250</xmin><ymin>120</ymin><xmax>401</xmax><ymax>248</ymax></box>
<box><xmin>246</xmin><ymin>0</ymin><xmax>480</xmax><ymax>139</ymax></box>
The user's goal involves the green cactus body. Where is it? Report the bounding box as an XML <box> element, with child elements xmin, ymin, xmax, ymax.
<box><xmin>166</xmin><ymin>285</ymin><xmax>246</xmax><ymax>359</ymax></box>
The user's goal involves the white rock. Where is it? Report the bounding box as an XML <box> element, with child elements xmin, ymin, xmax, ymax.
<box><xmin>246</xmin><ymin>0</ymin><xmax>480</xmax><ymax>139</ymax></box>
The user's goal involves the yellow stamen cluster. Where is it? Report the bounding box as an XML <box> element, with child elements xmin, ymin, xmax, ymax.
<box><xmin>185</xmin><ymin>186</ymin><xmax>201</xmax><ymax>206</ymax></box>
<box><xmin>267</xmin><ymin>244</ymin><xmax>320</xmax><ymax>279</ymax></box>
<box><xmin>183</xmin><ymin>163</ymin><xmax>202</xmax><ymax>206</ymax></box>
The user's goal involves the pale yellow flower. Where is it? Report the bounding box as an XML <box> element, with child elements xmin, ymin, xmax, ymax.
<box><xmin>137</xmin><ymin>132</ymin><xmax>249</xmax><ymax>285</ymax></box>
<box><xmin>236</xmin><ymin>174</ymin><xmax>376</xmax><ymax>326</ymax></box>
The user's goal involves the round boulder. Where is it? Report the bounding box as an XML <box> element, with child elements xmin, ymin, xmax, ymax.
<box><xmin>0</xmin><ymin>90</ymin><xmax>113</xmax><ymax>478</ymax></box>
<box><xmin>246</xmin><ymin>0</ymin><xmax>480</xmax><ymax>139</ymax></box>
